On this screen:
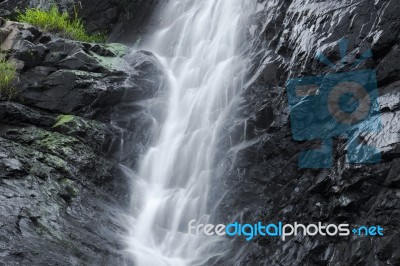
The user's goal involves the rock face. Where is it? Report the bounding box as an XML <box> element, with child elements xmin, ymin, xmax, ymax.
<box><xmin>0</xmin><ymin>0</ymin><xmax>159</xmax><ymax>44</ymax></box>
<box><xmin>217</xmin><ymin>0</ymin><xmax>400</xmax><ymax>265</ymax></box>
<box><xmin>0</xmin><ymin>20</ymin><xmax>165</xmax><ymax>264</ymax></box>
<box><xmin>0</xmin><ymin>0</ymin><xmax>399</xmax><ymax>265</ymax></box>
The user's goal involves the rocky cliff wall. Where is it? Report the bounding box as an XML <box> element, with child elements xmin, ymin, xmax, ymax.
<box><xmin>0</xmin><ymin>0</ymin><xmax>399</xmax><ymax>265</ymax></box>
<box><xmin>217</xmin><ymin>0</ymin><xmax>400</xmax><ymax>265</ymax></box>
<box><xmin>0</xmin><ymin>17</ymin><xmax>165</xmax><ymax>264</ymax></box>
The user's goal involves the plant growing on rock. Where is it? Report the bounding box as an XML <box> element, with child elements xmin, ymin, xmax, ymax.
<box><xmin>17</xmin><ymin>5</ymin><xmax>105</xmax><ymax>43</ymax></box>
<box><xmin>0</xmin><ymin>59</ymin><xmax>17</xmax><ymax>99</ymax></box>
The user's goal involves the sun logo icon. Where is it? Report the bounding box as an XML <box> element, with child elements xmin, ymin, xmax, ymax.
<box><xmin>286</xmin><ymin>39</ymin><xmax>381</xmax><ymax>168</ymax></box>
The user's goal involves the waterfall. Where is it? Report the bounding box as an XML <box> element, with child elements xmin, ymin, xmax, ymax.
<box><xmin>123</xmin><ymin>1</ymin><xmax>257</xmax><ymax>265</ymax></box>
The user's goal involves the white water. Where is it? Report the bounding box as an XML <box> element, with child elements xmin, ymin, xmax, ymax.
<box><xmin>124</xmin><ymin>1</ymin><xmax>256</xmax><ymax>265</ymax></box>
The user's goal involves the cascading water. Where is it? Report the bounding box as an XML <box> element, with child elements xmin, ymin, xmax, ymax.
<box><xmin>123</xmin><ymin>1</ymin><xmax>257</xmax><ymax>265</ymax></box>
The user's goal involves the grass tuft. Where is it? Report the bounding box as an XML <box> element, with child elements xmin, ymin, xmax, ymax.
<box><xmin>0</xmin><ymin>60</ymin><xmax>17</xmax><ymax>99</ymax></box>
<box><xmin>17</xmin><ymin>5</ymin><xmax>106</xmax><ymax>43</ymax></box>
<box><xmin>53</xmin><ymin>115</ymin><xmax>75</xmax><ymax>128</ymax></box>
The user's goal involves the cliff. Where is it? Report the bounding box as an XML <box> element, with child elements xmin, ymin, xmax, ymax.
<box><xmin>0</xmin><ymin>0</ymin><xmax>399</xmax><ymax>265</ymax></box>
<box><xmin>218</xmin><ymin>0</ymin><xmax>400</xmax><ymax>265</ymax></box>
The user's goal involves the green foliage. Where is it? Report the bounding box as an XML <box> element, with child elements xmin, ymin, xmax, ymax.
<box><xmin>0</xmin><ymin>59</ymin><xmax>17</xmax><ymax>99</ymax></box>
<box><xmin>53</xmin><ymin>115</ymin><xmax>75</xmax><ymax>128</ymax></box>
<box><xmin>17</xmin><ymin>5</ymin><xmax>105</xmax><ymax>43</ymax></box>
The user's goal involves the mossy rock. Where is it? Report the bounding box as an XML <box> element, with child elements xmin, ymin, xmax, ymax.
<box><xmin>105</xmin><ymin>43</ymin><xmax>129</xmax><ymax>57</ymax></box>
<box><xmin>53</xmin><ymin>115</ymin><xmax>74</xmax><ymax>128</ymax></box>
<box><xmin>52</xmin><ymin>114</ymin><xmax>112</xmax><ymax>152</ymax></box>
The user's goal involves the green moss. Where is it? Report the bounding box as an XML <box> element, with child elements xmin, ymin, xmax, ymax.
<box><xmin>53</xmin><ymin>115</ymin><xmax>75</xmax><ymax>128</ymax></box>
<box><xmin>17</xmin><ymin>5</ymin><xmax>106</xmax><ymax>43</ymax></box>
<box><xmin>42</xmin><ymin>154</ymin><xmax>70</xmax><ymax>175</ymax></box>
<box><xmin>89</xmin><ymin>43</ymin><xmax>129</xmax><ymax>71</ymax></box>
<box><xmin>105</xmin><ymin>43</ymin><xmax>129</xmax><ymax>57</ymax></box>
<box><xmin>53</xmin><ymin>113</ymin><xmax>104</xmax><ymax>135</ymax></box>
<box><xmin>61</xmin><ymin>178</ymin><xmax>73</xmax><ymax>186</ymax></box>
<box><xmin>38</xmin><ymin>131</ymin><xmax>77</xmax><ymax>158</ymax></box>
<box><xmin>66</xmin><ymin>184</ymin><xmax>78</xmax><ymax>198</ymax></box>
<box><xmin>0</xmin><ymin>59</ymin><xmax>17</xmax><ymax>99</ymax></box>
<box><xmin>60</xmin><ymin>178</ymin><xmax>78</xmax><ymax>197</ymax></box>
<box><xmin>92</xmin><ymin>53</ymin><xmax>124</xmax><ymax>71</ymax></box>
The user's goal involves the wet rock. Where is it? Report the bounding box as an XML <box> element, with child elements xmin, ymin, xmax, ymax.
<box><xmin>217</xmin><ymin>0</ymin><xmax>400</xmax><ymax>265</ymax></box>
<box><xmin>0</xmin><ymin>19</ymin><xmax>165</xmax><ymax>264</ymax></box>
<box><xmin>385</xmin><ymin>159</ymin><xmax>400</xmax><ymax>188</ymax></box>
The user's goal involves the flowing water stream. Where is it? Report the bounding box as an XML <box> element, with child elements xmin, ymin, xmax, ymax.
<box><xmin>124</xmin><ymin>1</ymin><xmax>257</xmax><ymax>265</ymax></box>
